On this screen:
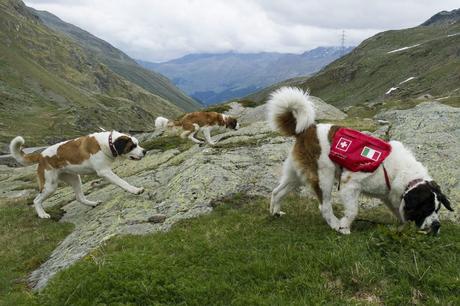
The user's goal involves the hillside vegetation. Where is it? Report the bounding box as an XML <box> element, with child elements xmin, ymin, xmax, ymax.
<box><xmin>0</xmin><ymin>0</ymin><xmax>198</xmax><ymax>146</ymax></box>
<box><xmin>30</xmin><ymin>8</ymin><xmax>200</xmax><ymax>112</ymax></box>
<box><xmin>242</xmin><ymin>9</ymin><xmax>460</xmax><ymax>108</ymax></box>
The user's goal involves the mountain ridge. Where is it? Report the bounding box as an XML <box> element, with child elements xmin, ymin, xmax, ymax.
<box><xmin>138</xmin><ymin>46</ymin><xmax>353</xmax><ymax>104</ymax></box>
<box><xmin>241</xmin><ymin>8</ymin><xmax>460</xmax><ymax>108</ymax></box>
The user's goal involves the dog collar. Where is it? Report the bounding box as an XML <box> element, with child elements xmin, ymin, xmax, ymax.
<box><xmin>401</xmin><ymin>178</ymin><xmax>424</xmax><ymax>198</ymax></box>
<box><xmin>108</xmin><ymin>131</ymin><xmax>118</xmax><ymax>157</ymax></box>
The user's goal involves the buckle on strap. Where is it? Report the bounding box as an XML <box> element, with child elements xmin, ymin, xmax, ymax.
<box><xmin>108</xmin><ymin>131</ymin><xmax>118</xmax><ymax>157</ymax></box>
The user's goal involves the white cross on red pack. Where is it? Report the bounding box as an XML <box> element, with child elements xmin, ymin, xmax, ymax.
<box><xmin>335</xmin><ymin>137</ymin><xmax>352</xmax><ymax>152</ymax></box>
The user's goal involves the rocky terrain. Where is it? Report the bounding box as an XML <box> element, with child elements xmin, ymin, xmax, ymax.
<box><xmin>0</xmin><ymin>100</ymin><xmax>458</xmax><ymax>291</ymax></box>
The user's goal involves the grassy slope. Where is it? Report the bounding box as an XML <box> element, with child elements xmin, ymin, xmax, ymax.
<box><xmin>240</xmin><ymin>21</ymin><xmax>460</xmax><ymax>108</ymax></box>
<box><xmin>0</xmin><ymin>196</ymin><xmax>73</xmax><ymax>305</ymax></box>
<box><xmin>30</xmin><ymin>8</ymin><xmax>201</xmax><ymax>112</ymax></box>
<box><xmin>5</xmin><ymin>195</ymin><xmax>455</xmax><ymax>305</ymax></box>
<box><xmin>0</xmin><ymin>0</ymin><xmax>183</xmax><ymax>145</ymax></box>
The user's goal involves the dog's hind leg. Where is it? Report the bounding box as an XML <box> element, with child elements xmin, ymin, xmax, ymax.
<box><xmin>180</xmin><ymin>130</ymin><xmax>192</xmax><ymax>139</ymax></box>
<box><xmin>188</xmin><ymin>128</ymin><xmax>204</xmax><ymax>144</ymax></box>
<box><xmin>33</xmin><ymin>169</ymin><xmax>58</xmax><ymax>219</ymax></box>
<box><xmin>60</xmin><ymin>173</ymin><xmax>101</xmax><ymax>207</ymax></box>
<box><xmin>270</xmin><ymin>157</ymin><xmax>300</xmax><ymax>216</ymax></box>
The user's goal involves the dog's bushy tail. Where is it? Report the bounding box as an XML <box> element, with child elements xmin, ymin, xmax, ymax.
<box><xmin>9</xmin><ymin>136</ymin><xmax>41</xmax><ymax>166</ymax></box>
<box><xmin>266</xmin><ymin>86</ymin><xmax>316</xmax><ymax>136</ymax></box>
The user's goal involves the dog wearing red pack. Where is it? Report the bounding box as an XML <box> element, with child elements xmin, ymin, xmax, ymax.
<box><xmin>267</xmin><ymin>87</ymin><xmax>453</xmax><ymax>235</ymax></box>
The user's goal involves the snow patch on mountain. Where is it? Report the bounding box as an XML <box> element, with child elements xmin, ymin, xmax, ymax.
<box><xmin>387</xmin><ymin>44</ymin><xmax>421</xmax><ymax>54</ymax></box>
<box><xmin>385</xmin><ymin>87</ymin><xmax>399</xmax><ymax>95</ymax></box>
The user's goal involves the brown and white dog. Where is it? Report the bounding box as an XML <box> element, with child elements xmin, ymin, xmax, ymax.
<box><xmin>156</xmin><ymin>112</ymin><xmax>239</xmax><ymax>145</ymax></box>
<box><xmin>267</xmin><ymin>87</ymin><xmax>453</xmax><ymax>235</ymax></box>
<box><xmin>9</xmin><ymin>131</ymin><xmax>146</xmax><ymax>219</ymax></box>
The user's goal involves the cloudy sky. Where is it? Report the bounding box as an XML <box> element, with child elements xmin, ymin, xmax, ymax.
<box><xmin>25</xmin><ymin>0</ymin><xmax>459</xmax><ymax>62</ymax></box>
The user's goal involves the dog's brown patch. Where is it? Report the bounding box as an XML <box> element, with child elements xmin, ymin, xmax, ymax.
<box><xmin>177</xmin><ymin>112</ymin><xmax>227</xmax><ymax>131</ymax></box>
<box><xmin>32</xmin><ymin>136</ymin><xmax>100</xmax><ymax>192</ymax></box>
<box><xmin>37</xmin><ymin>162</ymin><xmax>45</xmax><ymax>192</ymax></box>
<box><xmin>276</xmin><ymin>112</ymin><xmax>297</xmax><ymax>136</ymax></box>
<box><xmin>328</xmin><ymin>125</ymin><xmax>341</xmax><ymax>143</ymax></box>
<box><xmin>41</xmin><ymin>136</ymin><xmax>101</xmax><ymax>170</ymax></box>
<box><xmin>22</xmin><ymin>152</ymin><xmax>41</xmax><ymax>164</ymax></box>
<box><xmin>293</xmin><ymin>125</ymin><xmax>323</xmax><ymax>202</ymax></box>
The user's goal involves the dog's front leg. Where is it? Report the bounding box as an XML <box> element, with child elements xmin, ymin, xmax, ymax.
<box><xmin>202</xmin><ymin>127</ymin><xmax>216</xmax><ymax>145</ymax></box>
<box><xmin>97</xmin><ymin>169</ymin><xmax>144</xmax><ymax>195</ymax></box>
<box><xmin>338</xmin><ymin>184</ymin><xmax>361</xmax><ymax>234</ymax></box>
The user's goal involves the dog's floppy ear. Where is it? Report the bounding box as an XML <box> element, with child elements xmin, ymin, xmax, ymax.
<box><xmin>113</xmin><ymin>136</ymin><xmax>136</xmax><ymax>155</ymax></box>
<box><xmin>403</xmin><ymin>189</ymin><xmax>419</xmax><ymax>211</ymax></box>
<box><xmin>428</xmin><ymin>181</ymin><xmax>454</xmax><ymax>212</ymax></box>
<box><xmin>227</xmin><ymin>117</ymin><xmax>238</xmax><ymax>129</ymax></box>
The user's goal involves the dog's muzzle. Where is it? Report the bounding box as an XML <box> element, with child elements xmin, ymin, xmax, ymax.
<box><xmin>431</xmin><ymin>221</ymin><xmax>441</xmax><ymax>235</ymax></box>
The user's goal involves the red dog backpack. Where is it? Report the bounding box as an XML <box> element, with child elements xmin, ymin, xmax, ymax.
<box><xmin>329</xmin><ymin>128</ymin><xmax>392</xmax><ymax>172</ymax></box>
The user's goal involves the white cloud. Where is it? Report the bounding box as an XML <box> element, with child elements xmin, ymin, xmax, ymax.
<box><xmin>24</xmin><ymin>0</ymin><xmax>459</xmax><ymax>62</ymax></box>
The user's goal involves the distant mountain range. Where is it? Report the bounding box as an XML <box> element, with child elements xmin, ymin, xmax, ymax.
<box><xmin>242</xmin><ymin>8</ymin><xmax>460</xmax><ymax>108</ymax></box>
<box><xmin>138</xmin><ymin>47</ymin><xmax>353</xmax><ymax>104</ymax></box>
<box><xmin>0</xmin><ymin>0</ymin><xmax>200</xmax><ymax>145</ymax></box>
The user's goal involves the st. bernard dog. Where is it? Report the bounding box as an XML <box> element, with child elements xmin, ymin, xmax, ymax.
<box><xmin>267</xmin><ymin>87</ymin><xmax>453</xmax><ymax>235</ymax></box>
<box><xmin>156</xmin><ymin>112</ymin><xmax>239</xmax><ymax>145</ymax></box>
<box><xmin>9</xmin><ymin>131</ymin><xmax>146</xmax><ymax>219</ymax></box>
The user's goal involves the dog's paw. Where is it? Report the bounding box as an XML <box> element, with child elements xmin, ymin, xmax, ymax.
<box><xmin>337</xmin><ymin>227</ymin><xmax>351</xmax><ymax>235</ymax></box>
<box><xmin>38</xmin><ymin>212</ymin><xmax>51</xmax><ymax>219</ymax></box>
<box><xmin>84</xmin><ymin>200</ymin><xmax>102</xmax><ymax>207</ymax></box>
<box><xmin>271</xmin><ymin>211</ymin><xmax>286</xmax><ymax>217</ymax></box>
<box><xmin>132</xmin><ymin>187</ymin><xmax>145</xmax><ymax>195</ymax></box>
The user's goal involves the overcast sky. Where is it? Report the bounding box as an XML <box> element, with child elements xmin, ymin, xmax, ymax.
<box><xmin>24</xmin><ymin>0</ymin><xmax>459</xmax><ymax>62</ymax></box>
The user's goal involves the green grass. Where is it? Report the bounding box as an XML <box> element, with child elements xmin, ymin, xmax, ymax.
<box><xmin>142</xmin><ymin>135</ymin><xmax>194</xmax><ymax>152</ymax></box>
<box><xmin>317</xmin><ymin>117</ymin><xmax>378</xmax><ymax>133</ymax></box>
<box><xmin>344</xmin><ymin>96</ymin><xmax>459</xmax><ymax>121</ymax></box>
<box><xmin>0</xmin><ymin>198</ymin><xmax>73</xmax><ymax>305</ymax></box>
<box><xmin>238</xmin><ymin>99</ymin><xmax>259</xmax><ymax>108</ymax></box>
<box><xmin>439</xmin><ymin>96</ymin><xmax>460</xmax><ymax>108</ymax></box>
<box><xmin>18</xmin><ymin>194</ymin><xmax>459</xmax><ymax>305</ymax></box>
<box><xmin>214</xmin><ymin>132</ymin><xmax>280</xmax><ymax>149</ymax></box>
<box><xmin>202</xmin><ymin>103</ymin><xmax>232</xmax><ymax>113</ymax></box>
